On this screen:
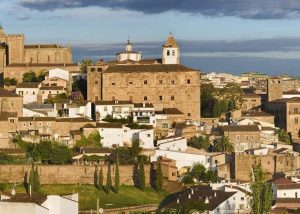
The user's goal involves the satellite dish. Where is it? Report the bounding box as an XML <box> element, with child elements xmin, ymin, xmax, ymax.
<box><xmin>99</xmin><ymin>208</ymin><xmax>104</xmax><ymax>214</ymax></box>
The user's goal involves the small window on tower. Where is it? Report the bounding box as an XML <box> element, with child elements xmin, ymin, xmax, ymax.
<box><xmin>171</xmin><ymin>96</ymin><xmax>175</xmax><ymax>100</ymax></box>
<box><xmin>95</xmin><ymin>80</ymin><xmax>98</xmax><ymax>85</ymax></box>
<box><xmin>144</xmin><ymin>96</ymin><xmax>148</xmax><ymax>101</ymax></box>
<box><xmin>187</xmin><ymin>79</ymin><xmax>191</xmax><ymax>84</ymax></box>
<box><xmin>159</xmin><ymin>80</ymin><xmax>163</xmax><ymax>84</ymax></box>
<box><xmin>172</xmin><ymin>50</ymin><xmax>175</xmax><ymax>56</ymax></box>
<box><xmin>167</xmin><ymin>50</ymin><xmax>170</xmax><ymax>56</ymax></box>
<box><xmin>144</xmin><ymin>80</ymin><xmax>148</xmax><ymax>85</ymax></box>
<box><xmin>159</xmin><ymin>96</ymin><xmax>163</xmax><ymax>101</ymax></box>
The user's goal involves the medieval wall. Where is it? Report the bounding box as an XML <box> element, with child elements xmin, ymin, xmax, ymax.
<box><xmin>24</xmin><ymin>47</ymin><xmax>72</xmax><ymax>64</ymax></box>
<box><xmin>0</xmin><ymin>164</ymin><xmax>151</xmax><ymax>186</ymax></box>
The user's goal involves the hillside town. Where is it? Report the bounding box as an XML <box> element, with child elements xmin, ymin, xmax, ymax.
<box><xmin>0</xmin><ymin>24</ymin><xmax>300</xmax><ymax>214</ymax></box>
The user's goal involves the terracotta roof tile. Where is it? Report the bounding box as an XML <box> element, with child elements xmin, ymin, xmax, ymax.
<box><xmin>96</xmin><ymin>123</ymin><xmax>123</xmax><ymax>129</ymax></box>
<box><xmin>0</xmin><ymin>88</ymin><xmax>21</xmax><ymax>97</ymax></box>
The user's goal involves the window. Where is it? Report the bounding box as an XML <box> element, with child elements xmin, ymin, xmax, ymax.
<box><xmin>33</xmin><ymin>92</ymin><xmax>35</xmax><ymax>95</ymax></box>
<box><xmin>188</xmin><ymin>113</ymin><xmax>191</xmax><ymax>117</ymax></box>
<box><xmin>112</xmin><ymin>82</ymin><xmax>115</xmax><ymax>85</ymax></box>
<box><xmin>9</xmin><ymin>119</ymin><xmax>15</xmax><ymax>123</ymax></box>
<box><xmin>159</xmin><ymin>80</ymin><xmax>163</xmax><ymax>84</ymax></box>
<box><xmin>171</xmin><ymin>80</ymin><xmax>175</xmax><ymax>84</ymax></box>
<box><xmin>147</xmin><ymin>134</ymin><xmax>151</xmax><ymax>137</ymax></box>
<box><xmin>236</xmin><ymin>135</ymin><xmax>240</xmax><ymax>141</ymax></box>
<box><xmin>295</xmin><ymin>108</ymin><xmax>299</xmax><ymax>114</ymax></box>
<box><xmin>295</xmin><ymin>118</ymin><xmax>299</xmax><ymax>124</ymax></box>
<box><xmin>94</xmin><ymin>80</ymin><xmax>98</xmax><ymax>85</ymax></box>
<box><xmin>97</xmin><ymin>68</ymin><xmax>102</xmax><ymax>72</ymax></box>
<box><xmin>144</xmin><ymin>96</ymin><xmax>148</xmax><ymax>101</ymax></box>
<box><xmin>91</xmin><ymin>68</ymin><xmax>96</xmax><ymax>72</ymax></box>
<box><xmin>129</xmin><ymin>81</ymin><xmax>133</xmax><ymax>85</ymax></box>
<box><xmin>187</xmin><ymin>79</ymin><xmax>191</xmax><ymax>84</ymax></box>
<box><xmin>48</xmin><ymin>56</ymin><xmax>50</xmax><ymax>62</ymax></box>
<box><xmin>162</xmin><ymin>123</ymin><xmax>168</xmax><ymax>128</ymax></box>
<box><xmin>167</xmin><ymin>50</ymin><xmax>170</xmax><ymax>56</ymax></box>
<box><xmin>172</xmin><ymin>50</ymin><xmax>175</xmax><ymax>56</ymax></box>
<box><xmin>171</xmin><ymin>96</ymin><xmax>175</xmax><ymax>100</ymax></box>
<box><xmin>241</xmin><ymin>197</ymin><xmax>244</xmax><ymax>201</ymax></box>
<box><xmin>246</xmin><ymin>135</ymin><xmax>249</xmax><ymax>141</ymax></box>
<box><xmin>144</xmin><ymin>80</ymin><xmax>148</xmax><ymax>85</ymax></box>
<box><xmin>159</xmin><ymin>96</ymin><xmax>163</xmax><ymax>101</ymax></box>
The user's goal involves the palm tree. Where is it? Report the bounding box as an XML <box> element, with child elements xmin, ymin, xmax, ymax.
<box><xmin>213</xmin><ymin>136</ymin><xmax>234</xmax><ymax>153</ymax></box>
<box><xmin>274</xmin><ymin>128</ymin><xmax>291</xmax><ymax>144</ymax></box>
<box><xmin>80</xmin><ymin>59</ymin><xmax>93</xmax><ymax>73</ymax></box>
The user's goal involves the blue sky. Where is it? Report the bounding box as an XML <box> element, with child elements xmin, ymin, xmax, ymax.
<box><xmin>2</xmin><ymin>0</ymin><xmax>300</xmax><ymax>76</ymax></box>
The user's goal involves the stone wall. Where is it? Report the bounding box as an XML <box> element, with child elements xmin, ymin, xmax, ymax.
<box><xmin>0</xmin><ymin>164</ymin><xmax>151</xmax><ymax>185</ymax></box>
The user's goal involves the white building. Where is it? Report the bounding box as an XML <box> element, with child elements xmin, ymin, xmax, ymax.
<box><xmin>39</xmin><ymin>86</ymin><xmax>66</xmax><ymax>103</ymax></box>
<box><xmin>66</xmin><ymin>102</ymin><xmax>92</xmax><ymax>119</ymax></box>
<box><xmin>96</xmin><ymin>123</ymin><xmax>154</xmax><ymax>148</ymax></box>
<box><xmin>48</xmin><ymin>68</ymin><xmax>70</xmax><ymax>82</ymax></box>
<box><xmin>116</xmin><ymin>40</ymin><xmax>142</xmax><ymax>62</ymax></box>
<box><xmin>95</xmin><ymin>101</ymin><xmax>134</xmax><ymax>121</ymax></box>
<box><xmin>0</xmin><ymin>192</ymin><xmax>78</xmax><ymax>214</ymax></box>
<box><xmin>132</xmin><ymin>103</ymin><xmax>156</xmax><ymax>127</ymax></box>
<box><xmin>16</xmin><ymin>83</ymin><xmax>40</xmax><ymax>104</ymax></box>
<box><xmin>156</xmin><ymin>136</ymin><xmax>187</xmax><ymax>151</ymax></box>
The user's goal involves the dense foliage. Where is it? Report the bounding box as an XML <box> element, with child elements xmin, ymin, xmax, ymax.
<box><xmin>182</xmin><ymin>163</ymin><xmax>217</xmax><ymax>184</ymax></box>
<box><xmin>155</xmin><ymin>161</ymin><xmax>163</xmax><ymax>192</ymax></box>
<box><xmin>105</xmin><ymin>163</ymin><xmax>112</xmax><ymax>193</ymax></box>
<box><xmin>114</xmin><ymin>154</ymin><xmax>120</xmax><ymax>193</ymax></box>
<box><xmin>187</xmin><ymin>136</ymin><xmax>210</xmax><ymax>151</ymax></box>
<box><xmin>201</xmin><ymin>83</ymin><xmax>243</xmax><ymax>118</ymax></box>
<box><xmin>17</xmin><ymin>140</ymin><xmax>72</xmax><ymax>164</ymax></box>
<box><xmin>80</xmin><ymin>59</ymin><xmax>93</xmax><ymax>73</ymax></box>
<box><xmin>3</xmin><ymin>78</ymin><xmax>17</xmax><ymax>86</ymax></box>
<box><xmin>76</xmin><ymin>131</ymin><xmax>102</xmax><ymax>148</ymax></box>
<box><xmin>22</xmin><ymin>71</ymin><xmax>45</xmax><ymax>82</ymax></box>
<box><xmin>250</xmin><ymin>163</ymin><xmax>272</xmax><ymax>214</ymax></box>
<box><xmin>274</xmin><ymin>128</ymin><xmax>291</xmax><ymax>144</ymax></box>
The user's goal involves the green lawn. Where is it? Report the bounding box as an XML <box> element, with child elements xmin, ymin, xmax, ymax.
<box><xmin>8</xmin><ymin>184</ymin><xmax>167</xmax><ymax>210</ymax></box>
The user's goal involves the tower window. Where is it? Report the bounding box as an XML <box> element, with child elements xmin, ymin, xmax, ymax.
<box><xmin>167</xmin><ymin>50</ymin><xmax>170</xmax><ymax>56</ymax></box>
<box><xmin>144</xmin><ymin>80</ymin><xmax>148</xmax><ymax>85</ymax></box>
<box><xmin>159</xmin><ymin>96</ymin><xmax>163</xmax><ymax>101</ymax></box>
<box><xmin>94</xmin><ymin>80</ymin><xmax>98</xmax><ymax>85</ymax></box>
<box><xmin>159</xmin><ymin>80</ymin><xmax>163</xmax><ymax>84</ymax></box>
<box><xmin>171</xmin><ymin>96</ymin><xmax>175</xmax><ymax>100</ymax></box>
<box><xmin>171</xmin><ymin>80</ymin><xmax>175</xmax><ymax>84</ymax></box>
<box><xmin>129</xmin><ymin>81</ymin><xmax>133</xmax><ymax>85</ymax></box>
<box><xmin>187</xmin><ymin>79</ymin><xmax>191</xmax><ymax>84</ymax></box>
<box><xmin>172</xmin><ymin>50</ymin><xmax>175</xmax><ymax>56</ymax></box>
<box><xmin>48</xmin><ymin>56</ymin><xmax>50</xmax><ymax>62</ymax></box>
<box><xmin>144</xmin><ymin>96</ymin><xmax>148</xmax><ymax>101</ymax></box>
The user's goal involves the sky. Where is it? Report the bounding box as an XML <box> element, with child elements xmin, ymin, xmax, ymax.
<box><xmin>1</xmin><ymin>0</ymin><xmax>300</xmax><ymax>76</ymax></box>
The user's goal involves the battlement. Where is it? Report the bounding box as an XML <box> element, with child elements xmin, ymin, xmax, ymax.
<box><xmin>6</xmin><ymin>34</ymin><xmax>25</xmax><ymax>38</ymax></box>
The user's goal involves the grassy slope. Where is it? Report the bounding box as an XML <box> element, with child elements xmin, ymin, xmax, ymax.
<box><xmin>9</xmin><ymin>184</ymin><xmax>167</xmax><ymax>210</ymax></box>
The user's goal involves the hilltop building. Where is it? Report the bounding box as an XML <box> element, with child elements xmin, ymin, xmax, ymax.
<box><xmin>0</xmin><ymin>25</ymin><xmax>78</xmax><ymax>82</ymax></box>
<box><xmin>87</xmin><ymin>34</ymin><xmax>201</xmax><ymax>122</ymax></box>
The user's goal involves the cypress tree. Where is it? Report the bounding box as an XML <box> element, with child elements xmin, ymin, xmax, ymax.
<box><xmin>133</xmin><ymin>161</ymin><xmax>139</xmax><ymax>187</ymax></box>
<box><xmin>29</xmin><ymin>164</ymin><xmax>34</xmax><ymax>193</ymax></box>
<box><xmin>99</xmin><ymin>165</ymin><xmax>103</xmax><ymax>190</ymax></box>
<box><xmin>114</xmin><ymin>154</ymin><xmax>120</xmax><ymax>193</ymax></box>
<box><xmin>33</xmin><ymin>166</ymin><xmax>40</xmax><ymax>192</ymax></box>
<box><xmin>155</xmin><ymin>161</ymin><xmax>163</xmax><ymax>192</ymax></box>
<box><xmin>94</xmin><ymin>166</ymin><xmax>98</xmax><ymax>189</ymax></box>
<box><xmin>105</xmin><ymin>163</ymin><xmax>112</xmax><ymax>193</ymax></box>
<box><xmin>139</xmin><ymin>159</ymin><xmax>145</xmax><ymax>191</ymax></box>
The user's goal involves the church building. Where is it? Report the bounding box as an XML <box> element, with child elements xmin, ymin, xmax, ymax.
<box><xmin>87</xmin><ymin>34</ymin><xmax>201</xmax><ymax>122</ymax></box>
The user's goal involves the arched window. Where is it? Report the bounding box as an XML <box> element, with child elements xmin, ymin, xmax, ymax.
<box><xmin>97</xmin><ymin>68</ymin><xmax>102</xmax><ymax>72</ymax></box>
<box><xmin>187</xmin><ymin>79</ymin><xmax>191</xmax><ymax>84</ymax></box>
<box><xmin>167</xmin><ymin>50</ymin><xmax>170</xmax><ymax>56</ymax></box>
<box><xmin>172</xmin><ymin>50</ymin><xmax>175</xmax><ymax>56</ymax></box>
<box><xmin>91</xmin><ymin>68</ymin><xmax>96</xmax><ymax>72</ymax></box>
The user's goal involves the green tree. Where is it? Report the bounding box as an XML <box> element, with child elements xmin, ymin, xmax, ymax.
<box><xmin>114</xmin><ymin>154</ymin><xmax>120</xmax><ymax>193</ymax></box>
<box><xmin>222</xmin><ymin>82</ymin><xmax>244</xmax><ymax>109</ymax></box>
<box><xmin>99</xmin><ymin>165</ymin><xmax>103</xmax><ymax>190</ymax></box>
<box><xmin>274</xmin><ymin>128</ymin><xmax>291</xmax><ymax>144</ymax></box>
<box><xmin>139</xmin><ymin>159</ymin><xmax>145</xmax><ymax>191</ymax></box>
<box><xmin>250</xmin><ymin>163</ymin><xmax>272</xmax><ymax>214</ymax></box>
<box><xmin>76</xmin><ymin>131</ymin><xmax>102</xmax><ymax>148</ymax></box>
<box><xmin>213</xmin><ymin>100</ymin><xmax>222</xmax><ymax>118</ymax></box>
<box><xmin>23</xmin><ymin>71</ymin><xmax>37</xmax><ymax>82</ymax></box>
<box><xmin>33</xmin><ymin>166</ymin><xmax>40</xmax><ymax>192</ymax></box>
<box><xmin>94</xmin><ymin>166</ymin><xmax>98</xmax><ymax>189</ymax></box>
<box><xmin>37</xmin><ymin>140</ymin><xmax>52</xmax><ymax>163</ymax></box>
<box><xmin>187</xmin><ymin>136</ymin><xmax>210</xmax><ymax>151</ymax></box>
<box><xmin>133</xmin><ymin>161</ymin><xmax>140</xmax><ymax>187</ymax></box>
<box><xmin>49</xmin><ymin>142</ymin><xmax>72</xmax><ymax>164</ymax></box>
<box><xmin>105</xmin><ymin>164</ymin><xmax>112</xmax><ymax>193</ymax></box>
<box><xmin>4</xmin><ymin>78</ymin><xmax>17</xmax><ymax>86</ymax></box>
<box><xmin>80</xmin><ymin>59</ymin><xmax>93</xmax><ymax>73</ymax></box>
<box><xmin>155</xmin><ymin>161</ymin><xmax>163</xmax><ymax>192</ymax></box>
<box><xmin>131</xmin><ymin>140</ymin><xmax>141</xmax><ymax>157</ymax></box>
<box><xmin>201</xmin><ymin>83</ymin><xmax>215</xmax><ymax>117</ymax></box>
<box><xmin>213</xmin><ymin>136</ymin><xmax>234</xmax><ymax>153</ymax></box>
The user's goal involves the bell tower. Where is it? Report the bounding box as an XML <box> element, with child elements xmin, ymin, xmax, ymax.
<box><xmin>162</xmin><ymin>33</ymin><xmax>180</xmax><ymax>64</ymax></box>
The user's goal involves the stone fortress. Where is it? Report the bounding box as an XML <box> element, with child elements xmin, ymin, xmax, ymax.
<box><xmin>0</xmin><ymin>25</ymin><xmax>78</xmax><ymax>82</ymax></box>
<box><xmin>87</xmin><ymin>34</ymin><xmax>201</xmax><ymax>122</ymax></box>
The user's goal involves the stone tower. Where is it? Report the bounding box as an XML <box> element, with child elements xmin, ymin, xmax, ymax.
<box><xmin>162</xmin><ymin>33</ymin><xmax>180</xmax><ymax>64</ymax></box>
<box><xmin>267</xmin><ymin>77</ymin><xmax>283</xmax><ymax>102</ymax></box>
